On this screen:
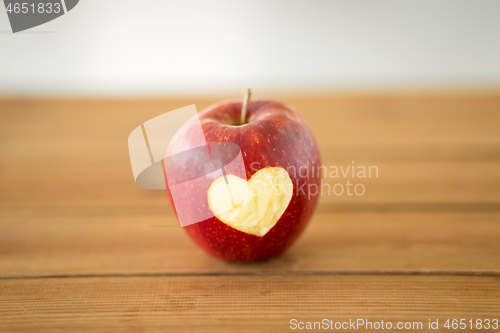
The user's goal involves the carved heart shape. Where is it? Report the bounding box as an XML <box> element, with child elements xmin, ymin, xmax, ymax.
<box><xmin>207</xmin><ymin>167</ymin><xmax>293</xmax><ymax>237</ymax></box>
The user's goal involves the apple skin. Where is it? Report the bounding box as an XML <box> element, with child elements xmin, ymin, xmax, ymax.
<box><xmin>164</xmin><ymin>99</ymin><xmax>321</xmax><ymax>261</ymax></box>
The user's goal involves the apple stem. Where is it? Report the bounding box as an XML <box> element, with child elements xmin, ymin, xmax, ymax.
<box><xmin>240</xmin><ymin>88</ymin><xmax>251</xmax><ymax>125</ymax></box>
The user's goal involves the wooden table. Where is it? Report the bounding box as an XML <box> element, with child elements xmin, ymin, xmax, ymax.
<box><xmin>1</xmin><ymin>93</ymin><xmax>499</xmax><ymax>331</ymax></box>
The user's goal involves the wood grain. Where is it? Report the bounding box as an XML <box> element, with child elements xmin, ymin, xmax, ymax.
<box><xmin>1</xmin><ymin>276</ymin><xmax>499</xmax><ymax>332</ymax></box>
<box><xmin>0</xmin><ymin>211</ymin><xmax>499</xmax><ymax>278</ymax></box>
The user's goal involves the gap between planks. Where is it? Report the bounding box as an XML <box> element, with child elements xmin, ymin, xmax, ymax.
<box><xmin>1</xmin><ymin>270</ymin><xmax>500</xmax><ymax>281</ymax></box>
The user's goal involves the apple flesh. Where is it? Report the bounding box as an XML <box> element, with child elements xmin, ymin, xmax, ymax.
<box><xmin>208</xmin><ymin>167</ymin><xmax>293</xmax><ymax>237</ymax></box>
<box><xmin>165</xmin><ymin>99</ymin><xmax>321</xmax><ymax>261</ymax></box>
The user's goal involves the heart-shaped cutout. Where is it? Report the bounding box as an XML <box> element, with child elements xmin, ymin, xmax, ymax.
<box><xmin>207</xmin><ymin>167</ymin><xmax>293</xmax><ymax>237</ymax></box>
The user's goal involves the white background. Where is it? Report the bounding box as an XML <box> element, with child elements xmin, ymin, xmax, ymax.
<box><xmin>1</xmin><ymin>0</ymin><xmax>499</xmax><ymax>96</ymax></box>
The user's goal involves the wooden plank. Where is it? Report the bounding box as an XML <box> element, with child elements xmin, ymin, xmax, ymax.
<box><xmin>1</xmin><ymin>96</ymin><xmax>500</xmax><ymax>173</ymax></box>
<box><xmin>318</xmin><ymin>160</ymin><xmax>500</xmax><ymax>205</ymax></box>
<box><xmin>1</xmin><ymin>159</ymin><xmax>500</xmax><ymax>208</ymax></box>
<box><xmin>1</xmin><ymin>211</ymin><xmax>499</xmax><ymax>277</ymax></box>
<box><xmin>1</xmin><ymin>94</ymin><xmax>499</xmax><ymax>155</ymax></box>
<box><xmin>1</xmin><ymin>95</ymin><xmax>500</xmax><ymax>209</ymax></box>
<box><xmin>1</xmin><ymin>93</ymin><xmax>500</xmax><ymax>148</ymax></box>
<box><xmin>1</xmin><ymin>275</ymin><xmax>499</xmax><ymax>332</ymax></box>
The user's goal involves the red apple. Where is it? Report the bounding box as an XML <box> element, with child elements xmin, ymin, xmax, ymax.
<box><xmin>164</xmin><ymin>94</ymin><xmax>321</xmax><ymax>261</ymax></box>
